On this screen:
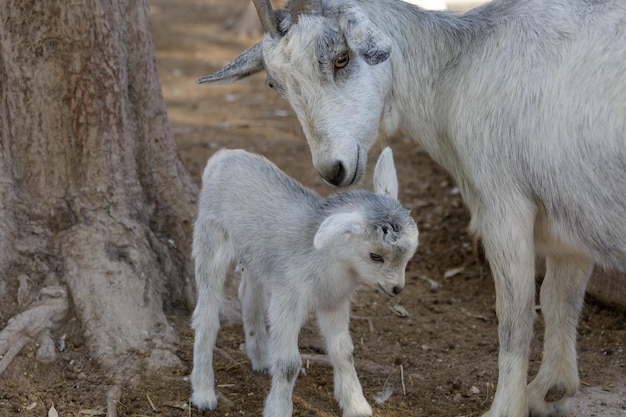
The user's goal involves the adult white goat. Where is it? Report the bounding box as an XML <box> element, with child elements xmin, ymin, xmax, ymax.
<box><xmin>191</xmin><ymin>148</ymin><xmax>418</xmax><ymax>417</ymax></box>
<box><xmin>197</xmin><ymin>0</ymin><xmax>626</xmax><ymax>416</ymax></box>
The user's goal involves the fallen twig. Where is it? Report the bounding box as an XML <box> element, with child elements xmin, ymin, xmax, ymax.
<box><xmin>146</xmin><ymin>393</ymin><xmax>157</xmax><ymax>412</ymax></box>
<box><xmin>106</xmin><ymin>385</ymin><xmax>122</xmax><ymax>417</ymax></box>
<box><xmin>299</xmin><ymin>353</ymin><xmax>397</xmax><ymax>376</ymax></box>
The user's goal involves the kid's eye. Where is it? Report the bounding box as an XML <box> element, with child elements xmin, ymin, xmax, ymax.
<box><xmin>369</xmin><ymin>253</ymin><xmax>384</xmax><ymax>263</ymax></box>
<box><xmin>334</xmin><ymin>52</ymin><xmax>349</xmax><ymax>69</ymax></box>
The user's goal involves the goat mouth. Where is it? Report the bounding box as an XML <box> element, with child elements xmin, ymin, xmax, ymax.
<box><xmin>347</xmin><ymin>146</ymin><xmax>360</xmax><ymax>186</ymax></box>
<box><xmin>377</xmin><ymin>283</ymin><xmax>396</xmax><ymax>297</ymax></box>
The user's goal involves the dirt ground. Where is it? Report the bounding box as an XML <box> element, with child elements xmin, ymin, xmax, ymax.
<box><xmin>1</xmin><ymin>1</ymin><xmax>624</xmax><ymax>416</ymax></box>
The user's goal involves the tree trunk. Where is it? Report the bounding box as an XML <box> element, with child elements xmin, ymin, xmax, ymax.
<box><xmin>0</xmin><ymin>0</ymin><xmax>197</xmax><ymax>408</ymax></box>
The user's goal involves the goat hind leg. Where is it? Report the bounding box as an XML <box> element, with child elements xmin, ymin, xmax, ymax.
<box><xmin>190</xmin><ymin>300</ymin><xmax>220</xmax><ymax>410</ymax></box>
<box><xmin>528</xmin><ymin>256</ymin><xmax>593</xmax><ymax>417</ymax></box>
<box><xmin>263</xmin><ymin>294</ymin><xmax>307</xmax><ymax>417</ymax></box>
<box><xmin>190</xmin><ymin>221</ymin><xmax>234</xmax><ymax>410</ymax></box>
<box><xmin>238</xmin><ymin>269</ymin><xmax>270</xmax><ymax>372</ymax></box>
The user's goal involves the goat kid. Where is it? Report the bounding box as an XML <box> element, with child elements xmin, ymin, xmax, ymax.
<box><xmin>197</xmin><ymin>1</ymin><xmax>626</xmax><ymax>416</ymax></box>
<box><xmin>191</xmin><ymin>147</ymin><xmax>418</xmax><ymax>417</ymax></box>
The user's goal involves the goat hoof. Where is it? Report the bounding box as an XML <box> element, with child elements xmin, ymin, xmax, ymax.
<box><xmin>252</xmin><ymin>364</ymin><xmax>270</xmax><ymax>374</ymax></box>
<box><xmin>342</xmin><ymin>398</ymin><xmax>372</xmax><ymax>417</ymax></box>
<box><xmin>528</xmin><ymin>379</ymin><xmax>577</xmax><ymax>417</ymax></box>
<box><xmin>191</xmin><ymin>390</ymin><xmax>218</xmax><ymax>411</ymax></box>
<box><xmin>529</xmin><ymin>397</ymin><xmax>573</xmax><ymax>417</ymax></box>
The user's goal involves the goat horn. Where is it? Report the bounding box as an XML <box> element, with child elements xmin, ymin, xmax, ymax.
<box><xmin>252</xmin><ymin>0</ymin><xmax>279</xmax><ymax>36</ymax></box>
<box><xmin>291</xmin><ymin>0</ymin><xmax>322</xmax><ymax>25</ymax></box>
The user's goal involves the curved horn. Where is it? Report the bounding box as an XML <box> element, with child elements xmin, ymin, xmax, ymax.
<box><xmin>291</xmin><ymin>0</ymin><xmax>322</xmax><ymax>25</ymax></box>
<box><xmin>252</xmin><ymin>0</ymin><xmax>279</xmax><ymax>37</ymax></box>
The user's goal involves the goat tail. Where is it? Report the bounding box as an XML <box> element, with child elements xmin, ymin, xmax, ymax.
<box><xmin>201</xmin><ymin>148</ymin><xmax>242</xmax><ymax>185</ymax></box>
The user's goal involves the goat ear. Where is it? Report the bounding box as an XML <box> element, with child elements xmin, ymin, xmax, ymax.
<box><xmin>196</xmin><ymin>43</ymin><xmax>264</xmax><ymax>85</ymax></box>
<box><xmin>340</xmin><ymin>9</ymin><xmax>391</xmax><ymax>66</ymax></box>
<box><xmin>314</xmin><ymin>212</ymin><xmax>365</xmax><ymax>250</ymax></box>
<box><xmin>374</xmin><ymin>147</ymin><xmax>398</xmax><ymax>200</ymax></box>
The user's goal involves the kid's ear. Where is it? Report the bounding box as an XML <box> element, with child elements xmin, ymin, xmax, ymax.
<box><xmin>314</xmin><ymin>212</ymin><xmax>365</xmax><ymax>250</ymax></box>
<box><xmin>373</xmin><ymin>147</ymin><xmax>398</xmax><ymax>200</ymax></box>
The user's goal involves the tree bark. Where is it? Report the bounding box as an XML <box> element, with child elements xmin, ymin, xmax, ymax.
<box><xmin>0</xmin><ymin>0</ymin><xmax>197</xmax><ymax>397</ymax></box>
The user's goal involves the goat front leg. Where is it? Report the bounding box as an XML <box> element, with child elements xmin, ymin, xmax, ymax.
<box><xmin>478</xmin><ymin>204</ymin><xmax>537</xmax><ymax>417</ymax></box>
<box><xmin>528</xmin><ymin>255</ymin><xmax>593</xmax><ymax>417</ymax></box>
<box><xmin>263</xmin><ymin>293</ymin><xmax>307</xmax><ymax>417</ymax></box>
<box><xmin>317</xmin><ymin>300</ymin><xmax>372</xmax><ymax>417</ymax></box>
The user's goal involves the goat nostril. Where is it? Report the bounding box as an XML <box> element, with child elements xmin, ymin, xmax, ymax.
<box><xmin>330</xmin><ymin>161</ymin><xmax>345</xmax><ymax>186</ymax></box>
<box><xmin>392</xmin><ymin>286</ymin><xmax>403</xmax><ymax>295</ymax></box>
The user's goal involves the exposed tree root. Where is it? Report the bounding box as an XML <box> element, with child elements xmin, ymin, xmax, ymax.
<box><xmin>0</xmin><ymin>284</ymin><xmax>68</xmax><ymax>375</ymax></box>
<box><xmin>0</xmin><ymin>335</ymin><xmax>29</xmax><ymax>375</ymax></box>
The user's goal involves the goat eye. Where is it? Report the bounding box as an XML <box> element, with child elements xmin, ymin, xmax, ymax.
<box><xmin>334</xmin><ymin>53</ymin><xmax>349</xmax><ymax>69</ymax></box>
<box><xmin>369</xmin><ymin>253</ymin><xmax>384</xmax><ymax>263</ymax></box>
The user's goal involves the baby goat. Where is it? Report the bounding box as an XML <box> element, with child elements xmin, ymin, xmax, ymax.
<box><xmin>191</xmin><ymin>147</ymin><xmax>418</xmax><ymax>417</ymax></box>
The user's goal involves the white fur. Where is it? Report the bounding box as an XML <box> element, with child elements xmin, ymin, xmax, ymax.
<box><xmin>190</xmin><ymin>147</ymin><xmax>418</xmax><ymax>417</ymax></box>
<box><xmin>197</xmin><ymin>1</ymin><xmax>626</xmax><ymax>416</ymax></box>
